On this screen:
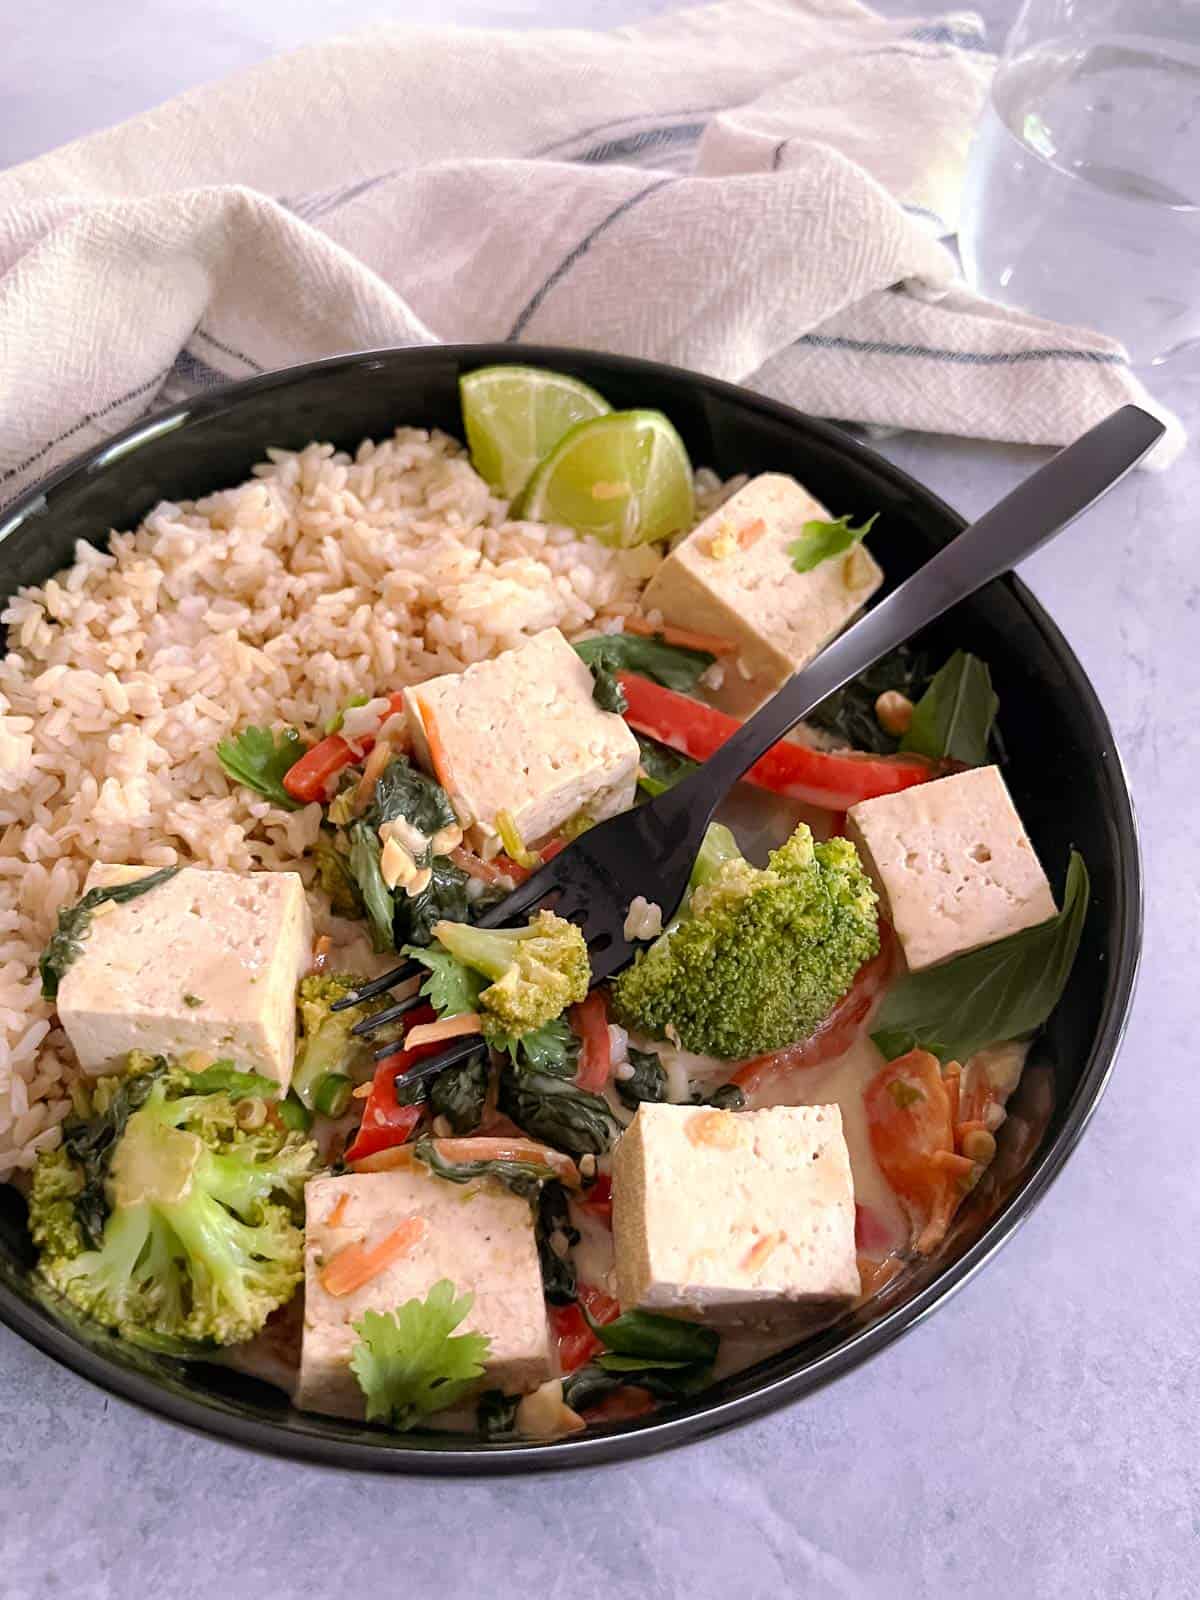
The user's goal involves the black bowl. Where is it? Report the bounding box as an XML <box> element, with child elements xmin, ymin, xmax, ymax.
<box><xmin>0</xmin><ymin>345</ymin><xmax>1140</xmax><ymax>1472</ymax></box>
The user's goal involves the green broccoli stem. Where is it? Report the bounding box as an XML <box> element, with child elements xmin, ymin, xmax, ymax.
<box><xmin>431</xmin><ymin>919</ymin><xmax>540</xmax><ymax>982</ymax></box>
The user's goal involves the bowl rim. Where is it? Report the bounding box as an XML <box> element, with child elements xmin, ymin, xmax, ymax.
<box><xmin>0</xmin><ymin>343</ymin><xmax>1143</xmax><ymax>1474</ymax></box>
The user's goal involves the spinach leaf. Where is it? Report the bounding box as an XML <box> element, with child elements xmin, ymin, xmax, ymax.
<box><xmin>499</xmin><ymin>1066</ymin><xmax>620</xmax><ymax>1157</ymax></box>
<box><xmin>61</xmin><ymin>1058</ymin><xmax>168</xmax><ymax>1247</ymax></box>
<box><xmin>501</xmin><ymin>1015</ymin><xmax>580</xmax><ymax>1078</ymax></box>
<box><xmin>635</xmin><ymin>732</ymin><xmax>698</xmax><ymax>798</ymax></box>
<box><xmin>373</xmin><ymin>756</ymin><xmax>458</xmax><ymax>837</ymax></box>
<box><xmin>535</xmin><ymin>1180</ymin><xmax>579</xmax><ymax>1306</ymax></box>
<box><xmin>312</xmin><ymin>832</ymin><xmax>365</xmax><ymax>919</ymax></box>
<box><xmin>588</xmin><ymin>1306</ymin><xmax>719</xmax><ymax>1366</ymax></box>
<box><xmin>574</xmin><ymin>633</ymin><xmax>715</xmax><ymax>716</ymax></box>
<box><xmin>347</xmin><ymin>821</ymin><xmax>396</xmax><ymax>953</ymax></box>
<box><xmin>872</xmin><ymin>850</ymin><xmax>1089</xmax><ymax>1063</ymax></box>
<box><xmin>429</xmin><ymin>1051</ymin><xmax>489</xmax><ymax>1135</ymax></box>
<box><xmin>399</xmin><ymin>855</ymin><xmax>471</xmax><ymax>948</ymax></box>
<box><xmin>787</xmin><ymin>512</ymin><xmax>878</xmax><ymax>574</ymax></box>
<box><xmin>40</xmin><ymin>867</ymin><xmax>181</xmax><ymax>999</ymax></box>
<box><xmin>477</xmin><ymin>1389</ymin><xmax>520</xmax><ymax>1440</ymax></box>
<box><xmin>405</xmin><ymin>944</ymin><xmax>485</xmax><ymax>1018</ymax></box>
<box><xmin>413</xmin><ymin>1134</ymin><xmax>558</xmax><ymax>1201</ymax></box>
<box><xmin>615</xmin><ymin>1046</ymin><xmax>667</xmax><ymax>1110</ymax></box>
<box><xmin>808</xmin><ymin>646</ymin><xmax>931</xmax><ymax>756</ymax></box>
<box><xmin>901</xmin><ymin>649</ymin><xmax>998</xmax><ymax>768</ymax></box>
<box><xmin>692</xmin><ymin>1082</ymin><xmax>747</xmax><ymax>1112</ymax></box>
<box><xmin>216</xmin><ymin>725</ymin><xmax>303</xmax><ymax>811</ymax></box>
<box><xmin>184</xmin><ymin>1062</ymin><xmax>279</xmax><ymax>1102</ymax></box>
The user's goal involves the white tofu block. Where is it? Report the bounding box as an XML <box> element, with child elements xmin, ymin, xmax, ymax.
<box><xmin>611</xmin><ymin>1104</ymin><xmax>859</xmax><ymax>1327</ymax></box>
<box><xmin>404</xmin><ymin>627</ymin><xmax>639</xmax><ymax>851</ymax></box>
<box><xmin>845</xmin><ymin>765</ymin><xmax>1057</xmax><ymax>972</ymax></box>
<box><xmin>298</xmin><ymin>1167</ymin><xmax>553</xmax><ymax>1420</ymax></box>
<box><xmin>56</xmin><ymin>865</ymin><xmax>312</xmax><ymax>1087</ymax></box>
<box><xmin>640</xmin><ymin>473</ymin><xmax>883</xmax><ymax>715</ymax></box>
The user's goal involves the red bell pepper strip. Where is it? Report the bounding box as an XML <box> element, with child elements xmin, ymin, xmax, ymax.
<box><xmin>549</xmin><ymin>1283</ymin><xmax>621</xmax><ymax>1373</ymax></box>
<box><xmin>283</xmin><ymin>691</ymin><xmax>408</xmax><ymax>804</ymax></box>
<box><xmin>576</xmin><ymin>1171</ymin><xmax>613</xmax><ymax>1224</ymax></box>
<box><xmin>618</xmin><ymin>673</ymin><xmax>935</xmax><ymax>811</ymax></box>
<box><xmin>343</xmin><ymin>1004</ymin><xmax>442</xmax><ymax>1164</ymax></box>
<box><xmin>731</xmin><ymin>921</ymin><xmax>894</xmax><ymax>1095</ymax></box>
<box><xmin>570</xmin><ymin>989</ymin><xmax>611</xmax><ymax>1092</ymax></box>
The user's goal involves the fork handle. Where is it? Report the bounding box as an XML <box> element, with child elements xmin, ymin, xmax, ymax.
<box><xmin>689</xmin><ymin>404</ymin><xmax>1164</xmax><ymax>802</ymax></box>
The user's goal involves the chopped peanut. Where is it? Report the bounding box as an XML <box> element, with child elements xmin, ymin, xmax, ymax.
<box><xmin>875</xmin><ymin>690</ymin><xmax>914</xmax><ymax>737</ymax></box>
<box><xmin>380</xmin><ymin>835</ymin><xmax>418</xmax><ymax>890</ymax></box>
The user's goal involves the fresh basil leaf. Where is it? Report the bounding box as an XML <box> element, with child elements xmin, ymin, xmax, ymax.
<box><xmin>428</xmin><ymin>1051</ymin><xmax>489</xmax><ymax>1135</ymax></box>
<box><xmin>39</xmin><ymin>867</ymin><xmax>181</xmax><ymax>999</ymax></box>
<box><xmin>635</xmin><ymin>732</ymin><xmax>699</xmax><ymax>798</ymax></box>
<box><xmin>615</xmin><ymin>1046</ymin><xmax>667</xmax><ymax>1110</ymax></box>
<box><xmin>787</xmin><ymin>512</ymin><xmax>878</xmax><ymax>574</ymax></box>
<box><xmin>596</xmin><ymin>1353</ymin><xmax>695</xmax><ymax>1372</ymax></box>
<box><xmin>404</xmin><ymin>944</ymin><xmax>484</xmax><ymax>1018</ymax></box>
<box><xmin>347</xmin><ymin>821</ymin><xmax>396</xmax><ymax>953</ymax></box>
<box><xmin>372</xmin><ymin>756</ymin><xmax>458</xmax><ymax>837</ymax></box>
<box><xmin>574</xmin><ymin>633</ymin><xmax>715</xmax><ymax>715</ymax></box>
<box><xmin>808</xmin><ymin>646</ymin><xmax>931</xmax><ymax>756</ymax></box>
<box><xmin>535</xmin><ymin>1180</ymin><xmax>579</xmax><ymax>1306</ymax></box>
<box><xmin>900</xmin><ymin>650</ymin><xmax>998</xmax><ymax>767</ymax></box>
<box><xmin>216</xmin><ymin>725</ymin><xmax>303</xmax><ymax>811</ymax></box>
<box><xmin>872</xmin><ymin>850</ymin><xmax>1089</xmax><ymax>1063</ymax></box>
<box><xmin>498</xmin><ymin>1066</ymin><xmax>620</xmax><ymax>1157</ymax></box>
<box><xmin>588</xmin><ymin>1306</ymin><xmax>719</xmax><ymax>1366</ymax></box>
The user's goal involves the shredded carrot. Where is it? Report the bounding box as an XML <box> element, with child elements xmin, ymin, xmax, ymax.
<box><xmin>353</xmin><ymin>736</ymin><xmax>394</xmax><ymax>814</ymax></box>
<box><xmin>449</xmin><ymin>844</ymin><xmax>531</xmax><ymax>887</ymax></box>
<box><xmin>349</xmin><ymin>1145</ymin><xmax>417</xmax><ymax>1174</ymax></box>
<box><xmin>320</xmin><ymin>1216</ymin><xmax>425</xmax><ymax>1296</ymax></box>
<box><xmin>622</xmin><ymin>615</ymin><xmax>739</xmax><ymax>656</ymax></box>
<box><xmin>312</xmin><ymin>934</ymin><xmax>333</xmax><ymax>975</ymax></box>
<box><xmin>415</xmin><ymin>698</ymin><xmax>454</xmax><ymax>793</ymax></box>
<box><xmin>943</xmin><ymin>1060</ymin><xmax>962</xmax><ymax>1129</ymax></box>
<box><xmin>737</xmin><ymin>517</ymin><xmax>767</xmax><ymax>548</ymax></box>
<box><xmin>741</xmin><ymin>1231</ymin><xmax>786</xmax><ymax>1272</ymax></box>
<box><xmin>403</xmin><ymin>1013</ymin><xmax>483</xmax><ymax>1049</ymax></box>
<box><xmin>954</xmin><ymin>1118</ymin><xmax>988</xmax><ymax>1151</ymax></box>
<box><xmin>325</xmin><ymin>1193</ymin><xmax>350</xmax><ymax>1229</ymax></box>
<box><xmin>433</xmin><ymin>1136</ymin><xmax>581</xmax><ymax>1188</ymax></box>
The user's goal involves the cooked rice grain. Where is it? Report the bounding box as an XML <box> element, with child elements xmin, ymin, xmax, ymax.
<box><xmin>0</xmin><ymin>428</ymin><xmax>742</xmax><ymax>1177</ymax></box>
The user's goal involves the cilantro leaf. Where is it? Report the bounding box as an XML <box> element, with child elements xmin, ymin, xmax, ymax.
<box><xmin>787</xmin><ymin>512</ymin><xmax>878</xmax><ymax>574</ymax></box>
<box><xmin>350</xmin><ymin>1281</ymin><xmax>491</xmax><ymax>1431</ymax></box>
<box><xmin>216</xmin><ymin>725</ymin><xmax>303</xmax><ymax>810</ymax></box>
<box><xmin>500</xmin><ymin>1015</ymin><xmax>579</xmax><ymax>1076</ymax></box>
<box><xmin>39</xmin><ymin>867</ymin><xmax>180</xmax><ymax>1000</ymax></box>
<box><xmin>404</xmin><ymin>944</ymin><xmax>485</xmax><ymax>1017</ymax></box>
<box><xmin>900</xmin><ymin>649</ymin><xmax>998</xmax><ymax>768</ymax></box>
<box><xmin>871</xmin><ymin>851</ymin><xmax>1089</xmax><ymax>1063</ymax></box>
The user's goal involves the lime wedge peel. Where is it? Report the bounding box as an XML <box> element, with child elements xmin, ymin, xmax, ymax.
<box><xmin>459</xmin><ymin>365</ymin><xmax>611</xmax><ymax>501</ymax></box>
<box><xmin>518</xmin><ymin>409</ymin><xmax>695</xmax><ymax>549</ymax></box>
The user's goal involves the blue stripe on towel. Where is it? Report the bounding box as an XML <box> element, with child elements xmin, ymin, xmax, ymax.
<box><xmin>508</xmin><ymin>175</ymin><xmax>675</xmax><ymax>339</ymax></box>
<box><xmin>794</xmin><ymin>333</ymin><xmax>1126</xmax><ymax>366</ymax></box>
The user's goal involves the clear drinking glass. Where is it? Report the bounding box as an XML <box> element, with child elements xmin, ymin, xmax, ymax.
<box><xmin>959</xmin><ymin>0</ymin><xmax>1200</xmax><ymax>366</ymax></box>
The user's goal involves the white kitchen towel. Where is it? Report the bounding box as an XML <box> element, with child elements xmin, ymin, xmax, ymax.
<box><xmin>0</xmin><ymin>0</ymin><xmax>1183</xmax><ymax>509</ymax></box>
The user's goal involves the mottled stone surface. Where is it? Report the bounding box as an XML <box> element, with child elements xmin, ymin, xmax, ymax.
<box><xmin>3</xmin><ymin>4</ymin><xmax>1196</xmax><ymax>1597</ymax></box>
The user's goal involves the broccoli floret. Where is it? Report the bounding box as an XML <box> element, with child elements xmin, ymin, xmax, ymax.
<box><xmin>611</xmin><ymin>824</ymin><xmax>879</xmax><ymax>1060</ymax></box>
<box><xmin>28</xmin><ymin>1069</ymin><xmax>315</xmax><ymax>1348</ymax></box>
<box><xmin>294</xmin><ymin>971</ymin><xmax>392</xmax><ymax>1110</ymax></box>
<box><xmin>429</xmin><ymin>910</ymin><xmax>590</xmax><ymax>1043</ymax></box>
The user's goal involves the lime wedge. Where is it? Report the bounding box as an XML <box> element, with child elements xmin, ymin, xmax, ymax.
<box><xmin>519</xmin><ymin>410</ymin><xmax>695</xmax><ymax>547</ymax></box>
<box><xmin>460</xmin><ymin>365</ymin><xmax>612</xmax><ymax>501</ymax></box>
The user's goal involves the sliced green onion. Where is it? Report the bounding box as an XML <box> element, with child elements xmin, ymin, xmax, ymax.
<box><xmin>313</xmin><ymin>1073</ymin><xmax>354</xmax><ymax>1118</ymax></box>
<box><xmin>495</xmin><ymin>807</ymin><xmax>538</xmax><ymax>870</ymax></box>
<box><xmin>278</xmin><ymin>1093</ymin><xmax>313</xmax><ymax>1133</ymax></box>
<box><xmin>325</xmin><ymin>692</ymin><xmax>369</xmax><ymax>736</ymax></box>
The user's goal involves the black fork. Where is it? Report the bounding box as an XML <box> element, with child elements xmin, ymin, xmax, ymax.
<box><xmin>334</xmin><ymin>405</ymin><xmax>1163</xmax><ymax>1078</ymax></box>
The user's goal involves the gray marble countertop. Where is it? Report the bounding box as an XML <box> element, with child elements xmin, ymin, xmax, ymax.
<box><xmin>3</xmin><ymin>4</ymin><xmax>1196</xmax><ymax>1597</ymax></box>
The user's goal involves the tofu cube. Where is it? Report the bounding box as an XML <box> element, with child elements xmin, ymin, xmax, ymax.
<box><xmin>611</xmin><ymin>1103</ymin><xmax>859</xmax><ymax>1327</ymax></box>
<box><xmin>845</xmin><ymin>765</ymin><xmax>1057</xmax><ymax>971</ymax></box>
<box><xmin>56</xmin><ymin>865</ymin><xmax>312</xmax><ymax>1087</ymax></box>
<box><xmin>640</xmin><ymin>473</ymin><xmax>883</xmax><ymax>716</ymax></box>
<box><xmin>297</xmin><ymin>1167</ymin><xmax>553</xmax><ymax>1420</ymax></box>
<box><xmin>404</xmin><ymin>627</ymin><xmax>639</xmax><ymax>852</ymax></box>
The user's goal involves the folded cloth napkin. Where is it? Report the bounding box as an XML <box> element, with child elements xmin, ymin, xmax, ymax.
<box><xmin>0</xmin><ymin>0</ymin><xmax>1183</xmax><ymax>508</ymax></box>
